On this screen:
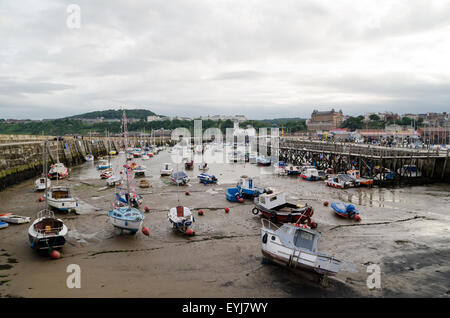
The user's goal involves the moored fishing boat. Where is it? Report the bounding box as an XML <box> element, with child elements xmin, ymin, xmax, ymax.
<box><xmin>96</xmin><ymin>159</ymin><xmax>112</xmax><ymax>170</ymax></box>
<box><xmin>252</xmin><ymin>191</ymin><xmax>317</xmax><ymax>227</ymax></box>
<box><xmin>346</xmin><ymin>170</ymin><xmax>373</xmax><ymax>186</ymax></box>
<box><xmin>286</xmin><ymin>165</ymin><xmax>301</xmax><ymax>176</ymax></box>
<box><xmin>34</xmin><ymin>176</ymin><xmax>51</xmax><ymax>191</ymax></box>
<box><xmin>197</xmin><ymin>173</ymin><xmax>217</xmax><ymax>184</ymax></box>
<box><xmin>108</xmin><ymin>206</ymin><xmax>144</xmax><ymax>234</ymax></box>
<box><xmin>48</xmin><ymin>163</ymin><xmax>69</xmax><ymax>180</ymax></box>
<box><xmin>28</xmin><ymin>209</ymin><xmax>68</xmax><ymax>250</ymax></box>
<box><xmin>261</xmin><ymin>219</ymin><xmax>341</xmax><ymax>277</ymax></box>
<box><xmin>0</xmin><ymin>221</ymin><xmax>8</xmax><ymax>229</ymax></box>
<box><xmin>325</xmin><ymin>174</ymin><xmax>358</xmax><ymax>189</ymax></box>
<box><xmin>300</xmin><ymin>166</ymin><xmax>320</xmax><ymax>181</ymax></box>
<box><xmin>198</xmin><ymin>162</ymin><xmax>208</xmax><ymax>171</ymax></box>
<box><xmin>168</xmin><ymin>206</ymin><xmax>195</xmax><ymax>234</ymax></box>
<box><xmin>100</xmin><ymin>168</ymin><xmax>113</xmax><ymax>179</ymax></box>
<box><xmin>160</xmin><ymin>163</ymin><xmax>174</xmax><ymax>176</ymax></box>
<box><xmin>170</xmin><ymin>171</ymin><xmax>190</xmax><ymax>185</ymax></box>
<box><xmin>106</xmin><ymin>175</ymin><xmax>123</xmax><ymax>187</ymax></box>
<box><xmin>46</xmin><ymin>186</ymin><xmax>78</xmax><ymax>211</ymax></box>
<box><xmin>133</xmin><ymin>164</ymin><xmax>146</xmax><ymax>177</ymax></box>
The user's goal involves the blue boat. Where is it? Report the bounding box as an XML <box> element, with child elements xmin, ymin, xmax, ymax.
<box><xmin>237</xmin><ymin>176</ymin><xmax>266</xmax><ymax>197</ymax></box>
<box><xmin>197</xmin><ymin>173</ymin><xmax>217</xmax><ymax>184</ymax></box>
<box><xmin>330</xmin><ymin>202</ymin><xmax>361</xmax><ymax>221</ymax></box>
<box><xmin>226</xmin><ymin>187</ymin><xmax>243</xmax><ymax>202</ymax></box>
<box><xmin>0</xmin><ymin>221</ymin><xmax>8</xmax><ymax>229</ymax></box>
<box><xmin>171</xmin><ymin>171</ymin><xmax>190</xmax><ymax>185</ymax></box>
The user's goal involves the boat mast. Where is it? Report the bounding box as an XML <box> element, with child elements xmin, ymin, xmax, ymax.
<box><xmin>122</xmin><ymin>108</ymin><xmax>132</xmax><ymax>208</ymax></box>
<box><xmin>43</xmin><ymin>140</ymin><xmax>49</xmax><ymax>209</ymax></box>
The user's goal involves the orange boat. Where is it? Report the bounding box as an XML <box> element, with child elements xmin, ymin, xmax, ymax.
<box><xmin>346</xmin><ymin>170</ymin><xmax>373</xmax><ymax>186</ymax></box>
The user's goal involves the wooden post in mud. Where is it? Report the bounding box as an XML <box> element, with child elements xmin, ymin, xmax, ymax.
<box><xmin>442</xmin><ymin>150</ymin><xmax>449</xmax><ymax>180</ymax></box>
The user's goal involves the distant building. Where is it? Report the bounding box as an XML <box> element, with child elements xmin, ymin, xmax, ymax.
<box><xmin>198</xmin><ymin>115</ymin><xmax>247</xmax><ymax>122</ymax></box>
<box><xmin>307</xmin><ymin>109</ymin><xmax>344</xmax><ymax>131</ymax></box>
<box><xmin>147</xmin><ymin>116</ymin><xmax>163</xmax><ymax>122</ymax></box>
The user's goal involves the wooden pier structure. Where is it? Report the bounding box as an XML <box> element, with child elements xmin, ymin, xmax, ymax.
<box><xmin>272</xmin><ymin>138</ymin><xmax>450</xmax><ymax>185</ymax></box>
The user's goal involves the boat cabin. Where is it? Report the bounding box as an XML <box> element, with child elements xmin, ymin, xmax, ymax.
<box><xmin>276</xmin><ymin>224</ymin><xmax>320</xmax><ymax>253</ymax></box>
<box><xmin>237</xmin><ymin>176</ymin><xmax>255</xmax><ymax>189</ymax></box>
<box><xmin>256</xmin><ymin>192</ymin><xmax>287</xmax><ymax>210</ymax></box>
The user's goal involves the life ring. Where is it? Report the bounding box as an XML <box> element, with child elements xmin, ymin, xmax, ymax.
<box><xmin>252</xmin><ymin>207</ymin><xmax>259</xmax><ymax>215</ymax></box>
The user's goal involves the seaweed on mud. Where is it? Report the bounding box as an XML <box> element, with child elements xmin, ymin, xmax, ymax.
<box><xmin>0</xmin><ymin>264</ymin><xmax>13</xmax><ymax>270</ymax></box>
<box><xmin>7</xmin><ymin>258</ymin><xmax>17</xmax><ymax>264</ymax></box>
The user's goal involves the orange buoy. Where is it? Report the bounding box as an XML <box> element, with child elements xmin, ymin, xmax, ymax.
<box><xmin>354</xmin><ymin>215</ymin><xmax>361</xmax><ymax>221</ymax></box>
<box><xmin>144</xmin><ymin>206</ymin><xmax>150</xmax><ymax>212</ymax></box>
<box><xmin>225</xmin><ymin>207</ymin><xmax>230</xmax><ymax>213</ymax></box>
<box><xmin>198</xmin><ymin>209</ymin><xmax>204</xmax><ymax>216</ymax></box>
<box><xmin>238</xmin><ymin>198</ymin><xmax>244</xmax><ymax>203</ymax></box>
<box><xmin>38</xmin><ymin>197</ymin><xmax>44</xmax><ymax>202</ymax></box>
<box><xmin>185</xmin><ymin>191</ymin><xmax>190</xmax><ymax>196</ymax></box>
<box><xmin>185</xmin><ymin>229</ymin><xmax>194</xmax><ymax>236</ymax></box>
<box><xmin>49</xmin><ymin>250</ymin><xmax>61</xmax><ymax>259</ymax></box>
<box><xmin>323</xmin><ymin>201</ymin><xmax>329</xmax><ymax>206</ymax></box>
<box><xmin>310</xmin><ymin>222</ymin><xmax>318</xmax><ymax>229</ymax></box>
<box><xmin>142</xmin><ymin>227</ymin><xmax>150</xmax><ymax>236</ymax></box>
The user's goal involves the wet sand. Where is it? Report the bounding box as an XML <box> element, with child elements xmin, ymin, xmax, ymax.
<box><xmin>0</xmin><ymin>151</ymin><xmax>449</xmax><ymax>297</ymax></box>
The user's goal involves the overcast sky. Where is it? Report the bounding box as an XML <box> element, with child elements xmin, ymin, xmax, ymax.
<box><xmin>1</xmin><ymin>0</ymin><xmax>450</xmax><ymax>120</ymax></box>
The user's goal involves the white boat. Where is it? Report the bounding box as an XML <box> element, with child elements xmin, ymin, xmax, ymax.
<box><xmin>142</xmin><ymin>154</ymin><xmax>150</xmax><ymax>160</ymax></box>
<box><xmin>198</xmin><ymin>162</ymin><xmax>209</xmax><ymax>171</ymax></box>
<box><xmin>160</xmin><ymin>163</ymin><xmax>174</xmax><ymax>176</ymax></box>
<box><xmin>34</xmin><ymin>176</ymin><xmax>51</xmax><ymax>191</ymax></box>
<box><xmin>249</xmin><ymin>152</ymin><xmax>258</xmax><ymax>164</ymax></box>
<box><xmin>96</xmin><ymin>159</ymin><xmax>111</xmax><ymax>170</ymax></box>
<box><xmin>0</xmin><ymin>213</ymin><xmax>31</xmax><ymax>224</ymax></box>
<box><xmin>168</xmin><ymin>206</ymin><xmax>194</xmax><ymax>234</ymax></box>
<box><xmin>106</xmin><ymin>175</ymin><xmax>123</xmax><ymax>186</ymax></box>
<box><xmin>133</xmin><ymin>165</ymin><xmax>146</xmax><ymax>177</ymax></box>
<box><xmin>108</xmin><ymin>206</ymin><xmax>144</xmax><ymax>233</ymax></box>
<box><xmin>48</xmin><ymin>163</ymin><xmax>69</xmax><ymax>180</ymax></box>
<box><xmin>300</xmin><ymin>166</ymin><xmax>320</xmax><ymax>181</ymax></box>
<box><xmin>85</xmin><ymin>154</ymin><xmax>94</xmax><ymax>161</ymax></box>
<box><xmin>261</xmin><ymin>219</ymin><xmax>341</xmax><ymax>277</ymax></box>
<box><xmin>28</xmin><ymin>209</ymin><xmax>68</xmax><ymax>250</ymax></box>
<box><xmin>46</xmin><ymin>186</ymin><xmax>78</xmax><ymax>211</ymax></box>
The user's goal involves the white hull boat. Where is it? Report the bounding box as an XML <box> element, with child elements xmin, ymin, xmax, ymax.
<box><xmin>160</xmin><ymin>163</ymin><xmax>174</xmax><ymax>176</ymax></box>
<box><xmin>28</xmin><ymin>210</ymin><xmax>68</xmax><ymax>250</ymax></box>
<box><xmin>46</xmin><ymin>186</ymin><xmax>78</xmax><ymax>211</ymax></box>
<box><xmin>168</xmin><ymin>206</ymin><xmax>194</xmax><ymax>234</ymax></box>
<box><xmin>261</xmin><ymin>219</ymin><xmax>341</xmax><ymax>277</ymax></box>
<box><xmin>48</xmin><ymin>163</ymin><xmax>68</xmax><ymax>180</ymax></box>
<box><xmin>0</xmin><ymin>213</ymin><xmax>31</xmax><ymax>224</ymax></box>
<box><xmin>85</xmin><ymin>154</ymin><xmax>94</xmax><ymax>161</ymax></box>
<box><xmin>34</xmin><ymin>177</ymin><xmax>51</xmax><ymax>191</ymax></box>
<box><xmin>106</xmin><ymin>175</ymin><xmax>123</xmax><ymax>186</ymax></box>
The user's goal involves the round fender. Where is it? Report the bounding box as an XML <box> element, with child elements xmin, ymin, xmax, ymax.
<box><xmin>252</xmin><ymin>207</ymin><xmax>259</xmax><ymax>215</ymax></box>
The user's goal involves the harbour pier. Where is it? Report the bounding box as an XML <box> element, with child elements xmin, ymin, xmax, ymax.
<box><xmin>272</xmin><ymin>138</ymin><xmax>450</xmax><ymax>185</ymax></box>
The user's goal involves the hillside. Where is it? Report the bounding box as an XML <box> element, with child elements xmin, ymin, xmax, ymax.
<box><xmin>68</xmin><ymin>108</ymin><xmax>157</xmax><ymax>120</ymax></box>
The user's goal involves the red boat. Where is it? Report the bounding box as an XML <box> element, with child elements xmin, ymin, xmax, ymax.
<box><xmin>252</xmin><ymin>191</ymin><xmax>317</xmax><ymax>228</ymax></box>
<box><xmin>185</xmin><ymin>160</ymin><xmax>194</xmax><ymax>170</ymax></box>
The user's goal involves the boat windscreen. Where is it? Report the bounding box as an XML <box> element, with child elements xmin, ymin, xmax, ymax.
<box><xmin>294</xmin><ymin>230</ymin><xmax>315</xmax><ymax>251</ymax></box>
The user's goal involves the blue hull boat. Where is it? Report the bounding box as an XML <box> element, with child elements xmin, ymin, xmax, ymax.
<box><xmin>331</xmin><ymin>202</ymin><xmax>361</xmax><ymax>221</ymax></box>
<box><xmin>226</xmin><ymin>187</ymin><xmax>243</xmax><ymax>202</ymax></box>
<box><xmin>197</xmin><ymin>173</ymin><xmax>217</xmax><ymax>184</ymax></box>
<box><xmin>0</xmin><ymin>221</ymin><xmax>8</xmax><ymax>229</ymax></box>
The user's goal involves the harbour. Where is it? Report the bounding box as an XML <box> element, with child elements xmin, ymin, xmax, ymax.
<box><xmin>0</xmin><ymin>146</ymin><xmax>449</xmax><ymax>297</ymax></box>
